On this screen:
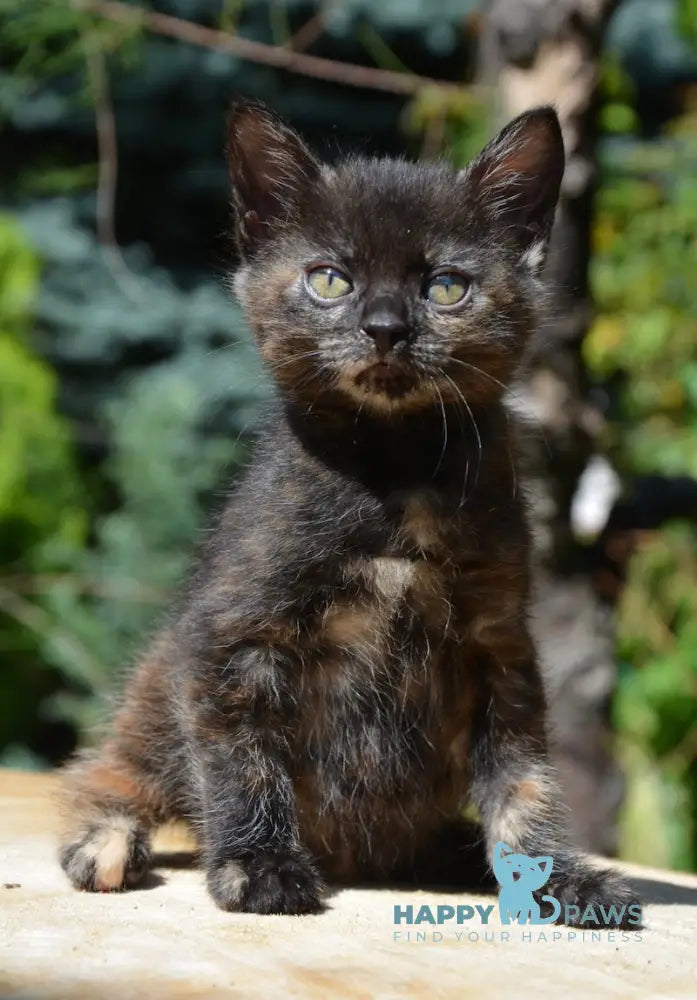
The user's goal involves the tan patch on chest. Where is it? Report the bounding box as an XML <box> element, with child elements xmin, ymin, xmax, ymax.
<box><xmin>345</xmin><ymin>544</ymin><xmax>454</xmax><ymax>634</ymax></box>
<box><xmin>318</xmin><ymin>559</ymin><xmax>413</xmax><ymax>672</ymax></box>
<box><xmin>343</xmin><ymin>553</ymin><xmax>417</xmax><ymax>602</ymax></box>
<box><xmin>322</xmin><ymin>602</ymin><xmax>380</xmax><ymax>650</ymax></box>
<box><xmin>372</xmin><ymin>555</ymin><xmax>415</xmax><ymax>601</ymax></box>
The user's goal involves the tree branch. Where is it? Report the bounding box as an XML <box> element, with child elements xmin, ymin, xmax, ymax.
<box><xmin>77</xmin><ymin>0</ymin><xmax>471</xmax><ymax>97</ymax></box>
<box><xmin>81</xmin><ymin>32</ymin><xmax>118</xmax><ymax>249</ymax></box>
<box><xmin>80</xmin><ymin>23</ymin><xmax>145</xmax><ymax>301</ymax></box>
<box><xmin>286</xmin><ymin>6</ymin><xmax>328</xmax><ymax>53</ymax></box>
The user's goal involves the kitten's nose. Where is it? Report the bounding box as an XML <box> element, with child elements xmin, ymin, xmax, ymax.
<box><xmin>360</xmin><ymin>294</ymin><xmax>409</xmax><ymax>356</ymax></box>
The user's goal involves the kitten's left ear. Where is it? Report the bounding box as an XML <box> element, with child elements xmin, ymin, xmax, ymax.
<box><xmin>462</xmin><ymin>106</ymin><xmax>564</xmax><ymax>267</ymax></box>
<box><xmin>227</xmin><ymin>100</ymin><xmax>321</xmax><ymax>254</ymax></box>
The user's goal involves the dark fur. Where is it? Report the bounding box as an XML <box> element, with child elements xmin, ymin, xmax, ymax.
<box><xmin>58</xmin><ymin>102</ymin><xmax>640</xmax><ymax>925</ymax></box>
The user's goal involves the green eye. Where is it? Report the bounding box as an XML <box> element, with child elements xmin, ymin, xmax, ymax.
<box><xmin>306</xmin><ymin>266</ymin><xmax>352</xmax><ymax>300</ymax></box>
<box><xmin>426</xmin><ymin>272</ymin><xmax>470</xmax><ymax>307</ymax></box>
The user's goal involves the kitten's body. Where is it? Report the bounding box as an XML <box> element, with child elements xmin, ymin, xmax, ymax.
<box><xmin>59</xmin><ymin>103</ymin><xmax>639</xmax><ymax>923</ymax></box>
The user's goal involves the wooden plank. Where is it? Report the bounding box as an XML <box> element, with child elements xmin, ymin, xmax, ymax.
<box><xmin>1</xmin><ymin>768</ymin><xmax>696</xmax><ymax>999</ymax></box>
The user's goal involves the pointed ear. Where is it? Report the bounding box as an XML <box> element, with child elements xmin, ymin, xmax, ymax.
<box><xmin>494</xmin><ymin>842</ymin><xmax>514</xmax><ymax>860</ymax></box>
<box><xmin>462</xmin><ymin>106</ymin><xmax>564</xmax><ymax>265</ymax></box>
<box><xmin>227</xmin><ymin>101</ymin><xmax>321</xmax><ymax>254</ymax></box>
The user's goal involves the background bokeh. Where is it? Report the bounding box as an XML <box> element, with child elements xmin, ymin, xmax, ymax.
<box><xmin>1</xmin><ymin>0</ymin><xmax>697</xmax><ymax>872</ymax></box>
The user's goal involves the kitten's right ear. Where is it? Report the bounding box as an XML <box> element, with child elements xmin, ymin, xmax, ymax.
<box><xmin>227</xmin><ymin>101</ymin><xmax>321</xmax><ymax>254</ymax></box>
<box><xmin>461</xmin><ymin>106</ymin><xmax>564</xmax><ymax>266</ymax></box>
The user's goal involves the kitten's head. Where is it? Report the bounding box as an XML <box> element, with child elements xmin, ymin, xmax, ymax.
<box><xmin>227</xmin><ymin>101</ymin><xmax>564</xmax><ymax>417</ymax></box>
<box><xmin>493</xmin><ymin>842</ymin><xmax>553</xmax><ymax>891</ymax></box>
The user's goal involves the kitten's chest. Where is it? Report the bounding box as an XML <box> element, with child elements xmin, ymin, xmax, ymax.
<box><xmin>293</xmin><ymin>489</ymin><xmax>476</xmax><ymax>758</ymax></box>
<box><xmin>320</xmin><ymin>488</ymin><xmax>463</xmax><ymax>657</ymax></box>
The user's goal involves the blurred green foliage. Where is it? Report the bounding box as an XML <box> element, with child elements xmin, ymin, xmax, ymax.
<box><xmin>584</xmin><ymin>3</ymin><xmax>697</xmax><ymax>870</ymax></box>
<box><xmin>0</xmin><ymin>219</ymin><xmax>78</xmax><ymax>556</ymax></box>
<box><xmin>588</xmin><ymin>110</ymin><xmax>697</xmax><ymax>476</ymax></box>
<box><xmin>678</xmin><ymin>0</ymin><xmax>697</xmax><ymax>48</ymax></box>
<box><xmin>0</xmin><ymin>216</ymin><xmax>88</xmax><ymax>767</ymax></box>
<box><xmin>0</xmin><ymin>202</ymin><xmax>268</xmax><ymax>752</ymax></box>
<box><xmin>0</xmin><ymin>0</ymin><xmax>272</xmax><ymax>761</ymax></box>
<box><xmin>0</xmin><ymin>204</ymin><xmax>267</xmax><ymax>762</ymax></box>
<box><xmin>614</xmin><ymin>524</ymin><xmax>697</xmax><ymax>870</ymax></box>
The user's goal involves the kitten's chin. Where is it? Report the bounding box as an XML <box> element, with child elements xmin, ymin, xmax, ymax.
<box><xmin>336</xmin><ymin>360</ymin><xmax>434</xmax><ymax>415</ymax></box>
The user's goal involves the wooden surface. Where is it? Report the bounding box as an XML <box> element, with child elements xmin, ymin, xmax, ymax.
<box><xmin>1</xmin><ymin>768</ymin><xmax>697</xmax><ymax>999</ymax></box>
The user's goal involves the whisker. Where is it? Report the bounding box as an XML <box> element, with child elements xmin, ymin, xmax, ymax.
<box><xmin>269</xmin><ymin>350</ymin><xmax>324</xmax><ymax>370</ymax></box>
<box><xmin>441</xmin><ymin>372</ymin><xmax>482</xmax><ymax>507</ymax></box>
<box><xmin>446</xmin><ymin>357</ymin><xmax>510</xmax><ymax>395</ymax></box>
<box><xmin>418</xmin><ymin>360</ymin><xmax>470</xmax><ymax>503</ymax></box>
<box><xmin>508</xmin><ymin>434</ymin><xmax>518</xmax><ymax>501</ymax></box>
<box><xmin>431</xmin><ymin>379</ymin><xmax>448</xmax><ymax>479</ymax></box>
<box><xmin>446</xmin><ymin>356</ymin><xmax>552</xmax><ymax>459</ymax></box>
<box><xmin>445</xmin><ymin>359</ymin><xmax>520</xmax><ymax>500</ymax></box>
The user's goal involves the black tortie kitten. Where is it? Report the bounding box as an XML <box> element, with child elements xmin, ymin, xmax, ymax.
<box><xmin>59</xmin><ymin>101</ymin><xmax>639</xmax><ymax>923</ymax></box>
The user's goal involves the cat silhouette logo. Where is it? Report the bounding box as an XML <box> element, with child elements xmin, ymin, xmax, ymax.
<box><xmin>493</xmin><ymin>842</ymin><xmax>561</xmax><ymax>925</ymax></box>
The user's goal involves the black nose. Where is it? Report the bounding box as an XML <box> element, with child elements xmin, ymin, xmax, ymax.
<box><xmin>360</xmin><ymin>293</ymin><xmax>409</xmax><ymax>356</ymax></box>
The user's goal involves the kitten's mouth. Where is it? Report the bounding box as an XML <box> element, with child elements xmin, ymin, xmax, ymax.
<box><xmin>352</xmin><ymin>360</ymin><xmax>420</xmax><ymax>399</ymax></box>
<box><xmin>335</xmin><ymin>358</ymin><xmax>435</xmax><ymax>414</ymax></box>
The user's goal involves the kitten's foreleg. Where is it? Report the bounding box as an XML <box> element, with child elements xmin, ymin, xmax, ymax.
<box><xmin>194</xmin><ymin>648</ymin><xmax>324</xmax><ymax>915</ymax></box>
<box><xmin>198</xmin><ymin>737</ymin><xmax>324</xmax><ymax>914</ymax></box>
<box><xmin>58</xmin><ymin>747</ymin><xmax>155</xmax><ymax>891</ymax></box>
<box><xmin>470</xmin><ymin>645</ymin><xmax>641</xmax><ymax>929</ymax></box>
<box><xmin>58</xmin><ymin>639</ymin><xmax>187</xmax><ymax>892</ymax></box>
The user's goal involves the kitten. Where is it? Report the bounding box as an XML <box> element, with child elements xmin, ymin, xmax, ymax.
<box><xmin>59</xmin><ymin>101</ymin><xmax>639</xmax><ymax>923</ymax></box>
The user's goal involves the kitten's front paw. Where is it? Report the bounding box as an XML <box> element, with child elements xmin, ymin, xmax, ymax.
<box><xmin>544</xmin><ymin>866</ymin><xmax>642</xmax><ymax>929</ymax></box>
<box><xmin>208</xmin><ymin>853</ymin><xmax>324</xmax><ymax>915</ymax></box>
<box><xmin>60</xmin><ymin>817</ymin><xmax>151</xmax><ymax>892</ymax></box>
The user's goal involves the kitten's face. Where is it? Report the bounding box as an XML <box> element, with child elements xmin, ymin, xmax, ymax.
<box><xmin>228</xmin><ymin>103</ymin><xmax>564</xmax><ymax>417</ymax></box>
